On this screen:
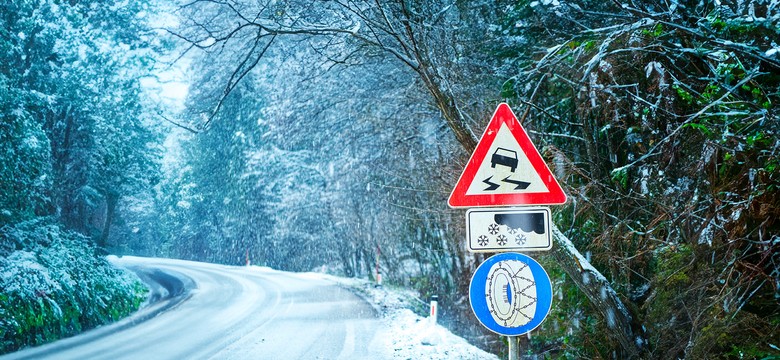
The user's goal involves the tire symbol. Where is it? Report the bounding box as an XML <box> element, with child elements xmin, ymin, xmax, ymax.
<box><xmin>496</xmin><ymin>235</ymin><xmax>508</xmax><ymax>246</ymax></box>
<box><xmin>485</xmin><ymin>260</ymin><xmax>537</xmax><ymax>328</ymax></box>
<box><xmin>477</xmin><ymin>235</ymin><xmax>489</xmax><ymax>247</ymax></box>
<box><xmin>488</xmin><ymin>223</ymin><xmax>500</xmax><ymax>235</ymax></box>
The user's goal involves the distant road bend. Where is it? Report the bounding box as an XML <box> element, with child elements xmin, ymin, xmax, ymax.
<box><xmin>3</xmin><ymin>257</ymin><xmax>384</xmax><ymax>360</ymax></box>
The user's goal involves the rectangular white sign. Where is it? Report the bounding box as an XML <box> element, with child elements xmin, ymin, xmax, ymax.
<box><xmin>466</xmin><ymin>207</ymin><xmax>552</xmax><ymax>252</ymax></box>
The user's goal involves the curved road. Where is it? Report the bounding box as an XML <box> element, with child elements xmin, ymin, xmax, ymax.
<box><xmin>5</xmin><ymin>257</ymin><xmax>385</xmax><ymax>360</ymax></box>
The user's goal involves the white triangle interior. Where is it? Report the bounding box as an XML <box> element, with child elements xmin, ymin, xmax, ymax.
<box><xmin>465</xmin><ymin>123</ymin><xmax>549</xmax><ymax>195</ymax></box>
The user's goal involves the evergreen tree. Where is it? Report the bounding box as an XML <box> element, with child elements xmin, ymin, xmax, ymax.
<box><xmin>169</xmin><ymin>62</ymin><xmax>273</xmax><ymax>265</ymax></box>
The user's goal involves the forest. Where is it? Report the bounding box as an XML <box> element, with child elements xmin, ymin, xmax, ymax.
<box><xmin>1</xmin><ymin>0</ymin><xmax>779</xmax><ymax>358</ymax></box>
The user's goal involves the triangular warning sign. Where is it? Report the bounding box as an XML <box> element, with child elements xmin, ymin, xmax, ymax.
<box><xmin>449</xmin><ymin>103</ymin><xmax>567</xmax><ymax>208</ymax></box>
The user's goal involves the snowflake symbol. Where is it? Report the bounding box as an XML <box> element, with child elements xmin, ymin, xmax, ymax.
<box><xmin>477</xmin><ymin>235</ymin><xmax>489</xmax><ymax>247</ymax></box>
<box><xmin>496</xmin><ymin>235</ymin><xmax>508</xmax><ymax>246</ymax></box>
<box><xmin>515</xmin><ymin>233</ymin><xmax>527</xmax><ymax>245</ymax></box>
<box><xmin>507</xmin><ymin>227</ymin><xmax>518</xmax><ymax>235</ymax></box>
<box><xmin>487</xmin><ymin>223</ymin><xmax>500</xmax><ymax>235</ymax></box>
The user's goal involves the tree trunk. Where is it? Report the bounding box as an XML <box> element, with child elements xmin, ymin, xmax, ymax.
<box><xmin>417</xmin><ymin>68</ymin><xmax>478</xmax><ymax>152</ymax></box>
<box><xmin>98</xmin><ymin>194</ymin><xmax>118</xmax><ymax>253</ymax></box>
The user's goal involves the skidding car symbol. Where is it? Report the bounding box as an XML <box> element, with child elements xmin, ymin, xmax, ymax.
<box><xmin>491</xmin><ymin>147</ymin><xmax>518</xmax><ymax>172</ymax></box>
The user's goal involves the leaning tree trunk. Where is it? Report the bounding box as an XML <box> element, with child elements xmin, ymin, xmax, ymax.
<box><xmin>550</xmin><ymin>225</ymin><xmax>640</xmax><ymax>357</ymax></box>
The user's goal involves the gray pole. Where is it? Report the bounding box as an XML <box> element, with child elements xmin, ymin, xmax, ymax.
<box><xmin>507</xmin><ymin>336</ymin><xmax>519</xmax><ymax>360</ymax></box>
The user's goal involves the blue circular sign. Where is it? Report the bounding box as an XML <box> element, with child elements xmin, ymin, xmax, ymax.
<box><xmin>469</xmin><ymin>252</ymin><xmax>552</xmax><ymax>336</ymax></box>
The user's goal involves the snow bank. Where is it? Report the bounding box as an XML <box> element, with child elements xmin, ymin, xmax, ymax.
<box><xmin>380</xmin><ymin>308</ymin><xmax>498</xmax><ymax>360</ymax></box>
<box><xmin>302</xmin><ymin>272</ymin><xmax>498</xmax><ymax>359</ymax></box>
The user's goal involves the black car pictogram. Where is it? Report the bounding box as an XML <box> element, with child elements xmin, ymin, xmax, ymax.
<box><xmin>490</xmin><ymin>147</ymin><xmax>518</xmax><ymax>172</ymax></box>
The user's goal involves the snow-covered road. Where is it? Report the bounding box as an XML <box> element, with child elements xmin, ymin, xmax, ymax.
<box><xmin>5</xmin><ymin>257</ymin><xmax>385</xmax><ymax>360</ymax></box>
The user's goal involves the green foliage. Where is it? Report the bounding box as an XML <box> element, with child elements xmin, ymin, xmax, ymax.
<box><xmin>641</xmin><ymin>23</ymin><xmax>665</xmax><ymax>38</ymax></box>
<box><xmin>0</xmin><ymin>0</ymin><xmax>162</xmax><ymax>243</ymax></box>
<box><xmin>0</xmin><ymin>219</ymin><xmax>147</xmax><ymax>354</ymax></box>
<box><xmin>529</xmin><ymin>256</ymin><xmax>603</xmax><ymax>358</ymax></box>
<box><xmin>672</xmin><ymin>84</ymin><xmax>695</xmax><ymax>105</ymax></box>
<box><xmin>0</xmin><ymin>76</ymin><xmax>52</xmax><ymax>225</ymax></box>
<box><xmin>496</xmin><ymin>0</ymin><xmax>780</xmax><ymax>357</ymax></box>
<box><xmin>705</xmin><ymin>6</ymin><xmax>780</xmax><ymax>39</ymax></box>
<box><xmin>610</xmin><ymin>167</ymin><xmax>629</xmax><ymax>190</ymax></box>
<box><xmin>0</xmin><ymin>4</ymin><xmax>163</xmax><ymax>352</ymax></box>
<box><xmin>654</xmin><ymin>244</ymin><xmax>692</xmax><ymax>284</ymax></box>
<box><xmin>501</xmin><ymin>78</ymin><xmax>517</xmax><ymax>99</ymax></box>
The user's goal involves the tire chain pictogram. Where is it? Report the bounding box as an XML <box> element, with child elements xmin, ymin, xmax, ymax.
<box><xmin>484</xmin><ymin>261</ymin><xmax>538</xmax><ymax>328</ymax></box>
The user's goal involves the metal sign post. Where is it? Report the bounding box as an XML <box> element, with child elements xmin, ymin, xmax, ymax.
<box><xmin>508</xmin><ymin>336</ymin><xmax>519</xmax><ymax>360</ymax></box>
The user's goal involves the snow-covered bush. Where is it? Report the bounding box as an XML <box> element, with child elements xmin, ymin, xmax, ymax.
<box><xmin>0</xmin><ymin>219</ymin><xmax>148</xmax><ymax>354</ymax></box>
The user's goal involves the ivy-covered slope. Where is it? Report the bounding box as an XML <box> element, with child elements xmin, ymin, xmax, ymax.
<box><xmin>0</xmin><ymin>219</ymin><xmax>148</xmax><ymax>354</ymax></box>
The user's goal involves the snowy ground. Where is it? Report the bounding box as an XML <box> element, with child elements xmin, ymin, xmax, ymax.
<box><xmin>296</xmin><ymin>271</ymin><xmax>499</xmax><ymax>360</ymax></box>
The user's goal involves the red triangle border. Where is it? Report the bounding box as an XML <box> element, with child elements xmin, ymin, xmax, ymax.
<box><xmin>448</xmin><ymin>103</ymin><xmax>567</xmax><ymax>208</ymax></box>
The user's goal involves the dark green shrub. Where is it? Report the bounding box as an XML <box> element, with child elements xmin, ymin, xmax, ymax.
<box><xmin>0</xmin><ymin>219</ymin><xmax>148</xmax><ymax>354</ymax></box>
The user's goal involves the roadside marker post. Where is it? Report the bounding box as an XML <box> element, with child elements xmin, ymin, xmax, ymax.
<box><xmin>430</xmin><ymin>295</ymin><xmax>439</xmax><ymax>324</ymax></box>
